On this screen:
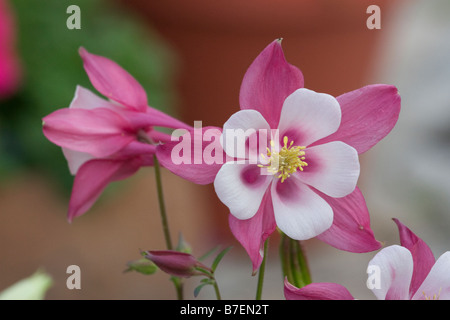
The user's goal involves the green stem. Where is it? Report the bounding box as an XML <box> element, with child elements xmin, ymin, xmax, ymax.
<box><xmin>279</xmin><ymin>232</ymin><xmax>311</xmax><ymax>288</ymax></box>
<box><xmin>153</xmin><ymin>155</ymin><xmax>173</xmax><ymax>250</ymax></box>
<box><xmin>153</xmin><ymin>155</ymin><xmax>183</xmax><ymax>299</ymax></box>
<box><xmin>213</xmin><ymin>280</ymin><xmax>222</xmax><ymax>300</ymax></box>
<box><xmin>255</xmin><ymin>240</ymin><xmax>269</xmax><ymax>300</ymax></box>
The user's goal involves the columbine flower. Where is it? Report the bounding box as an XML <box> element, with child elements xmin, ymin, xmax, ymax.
<box><xmin>156</xmin><ymin>39</ymin><xmax>401</xmax><ymax>272</ymax></box>
<box><xmin>0</xmin><ymin>0</ymin><xmax>21</xmax><ymax>98</ymax></box>
<box><xmin>368</xmin><ymin>219</ymin><xmax>450</xmax><ymax>300</ymax></box>
<box><xmin>215</xmin><ymin>87</ymin><xmax>361</xmax><ymax>241</ymax></box>
<box><xmin>42</xmin><ymin>48</ymin><xmax>190</xmax><ymax>222</ymax></box>
<box><xmin>219</xmin><ymin>39</ymin><xmax>400</xmax><ymax>272</ymax></box>
<box><xmin>284</xmin><ymin>219</ymin><xmax>450</xmax><ymax>300</ymax></box>
<box><xmin>144</xmin><ymin>250</ymin><xmax>211</xmax><ymax>278</ymax></box>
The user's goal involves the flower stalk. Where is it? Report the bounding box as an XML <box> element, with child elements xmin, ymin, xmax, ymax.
<box><xmin>280</xmin><ymin>232</ymin><xmax>311</xmax><ymax>289</ymax></box>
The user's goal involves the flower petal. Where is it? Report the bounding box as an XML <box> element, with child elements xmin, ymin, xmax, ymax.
<box><xmin>393</xmin><ymin>218</ymin><xmax>435</xmax><ymax>297</ymax></box>
<box><xmin>228</xmin><ymin>189</ymin><xmax>276</xmax><ymax>273</ymax></box>
<box><xmin>62</xmin><ymin>148</ymin><xmax>95</xmax><ymax>175</ymax></box>
<box><xmin>368</xmin><ymin>245</ymin><xmax>413</xmax><ymax>300</ymax></box>
<box><xmin>412</xmin><ymin>252</ymin><xmax>450</xmax><ymax>300</ymax></box>
<box><xmin>239</xmin><ymin>39</ymin><xmax>304</xmax><ymax>128</ymax></box>
<box><xmin>277</xmin><ymin>88</ymin><xmax>341</xmax><ymax>146</ymax></box>
<box><xmin>315</xmin><ymin>187</ymin><xmax>382</xmax><ymax>253</ymax></box>
<box><xmin>42</xmin><ymin>107</ymin><xmax>134</xmax><ymax>158</ymax></box>
<box><xmin>156</xmin><ymin>126</ymin><xmax>225</xmax><ymax>185</ymax></box>
<box><xmin>297</xmin><ymin>141</ymin><xmax>359</xmax><ymax>198</ymax></box>
<box><xmin>221</xmin><ymin>109</ymin><xmax>271</xmax><ymax>160</ymax></box>
<box><xmin>284</xmin><ymin>279</ymin><xmax>354</xmax><ymax>300</ymax></box>
<box><xmin>271</xmin><ymin>178</ymin><xmax>333</xmax><ymax>240</ymax></box>
<box><xmin>68</xmin><ymin>158</ymin><xmax>143</xmax><ymax>222</ymax></box>
<box><xmin>214</xmin><ymin>162</ymin><xmax>272</xmax><ymax>220</ymax></box>
<box><xmin>313</xmin><ymin>85</ymin><xmax>401</xmax><ymax>154</ymax></box>
<box><xmin>69</xmin><ymin>85</ymin><xmax>117</xmax><ymax>110</ymax></box>
<box><xmin>79</xmin><ymin>47</ymin><xmax>147</xmax><ymax>112</ymax></box>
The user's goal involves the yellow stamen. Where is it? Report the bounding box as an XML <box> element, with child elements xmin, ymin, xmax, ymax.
<box><xmin>422</xmin><ymin>288</ymin><xmax>442</xmax><ymax>300</ymax></box>
<box><xmin>258</xmin><ymin>136</ymin><xmax>308</xmax><ymax>182</ymax></box>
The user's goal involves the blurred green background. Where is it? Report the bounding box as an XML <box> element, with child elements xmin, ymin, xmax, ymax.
<box><xmin>0</xmin><ymin>0</ymin><xmax>176</xmax><ymax>194</ymax></box>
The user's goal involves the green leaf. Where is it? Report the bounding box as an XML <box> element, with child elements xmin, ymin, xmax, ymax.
<box><xmin>124</xmin><ymin>258</ymin><xmax>158</xmax><ymax>275</ymax></box>
<box><xmin>0</xmin><ymin>269</ymin><xmax>53</xmax><ymax>300</ymax></box>
<box><xmin>193</xmin><ymin>280</ymin><xmax>214</xmax><ymax>298</ymax></box>
<box><xmin>211</xmin><ymin>247</ymin><xmax>232</xmax><ymax>273</ymax></box>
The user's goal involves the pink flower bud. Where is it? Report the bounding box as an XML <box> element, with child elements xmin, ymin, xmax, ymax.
<box><xmin>145</xmin><ymin>250</ymin><xmax>211</xmax><ymax>278</ymax></box>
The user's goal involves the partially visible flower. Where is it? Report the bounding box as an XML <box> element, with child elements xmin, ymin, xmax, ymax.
<box><xmin>284</xmin><ymin>278</ymin><xmax>354</xmax><ymax>300</ymax></box>
<box><xmin>144</xmin><ymin>250</ymin><xmax>211</xmax><ymax>278</ymax></box>
<box><xmin>0</xmin><ymin>0</ymin><xmax>21</xmax><ymax>98</ymax></box>
<box><xmin>42</xmin><ymin>48</ymin><xmax>191</xmax><ymax>222</ymax></box>
<box><xmin>368</xmin><ymin>219</ymin><xmax>450</xmax><ymax>300</ymax></box>
<box><xmin>284</xmin><ymin>219</ymin><xmax>450</xmax><ymax>300</ymax></box>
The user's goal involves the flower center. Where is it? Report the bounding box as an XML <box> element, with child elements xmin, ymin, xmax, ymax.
<box><xmin>422</xmin><ymin>288</ymin><xmax>441</xmax><ymax>300</ymax></box>
<box><xmin>258</xmin><ymin>136</ymin><xmax>308</xmax><ymax>182</ymax></box>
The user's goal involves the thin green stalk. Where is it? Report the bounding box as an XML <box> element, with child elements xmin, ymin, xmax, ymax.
<box><xmin>153</xmin><ymin>155</ymin><xmax>173</xmax><ymax>250</ymax></box>
<box><xmin>153</xmin><ymin>155</ymin><xmax>184</xmax><ymax>299</ymax></box>
<box><xmin>213</xmin><ymin>280</ymin><xmax>222</xmax><ymax>300</ymax></box>
<box><xmin>255</xmin><ymin>240</ymin><xmax>269</xmax><ymax>300</ymax></box>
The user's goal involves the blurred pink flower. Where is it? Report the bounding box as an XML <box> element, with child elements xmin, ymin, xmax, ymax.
<box><xmin>285</xmin><ymin>219</ymin><xmax>450</xmax><ymax>300</ymax></box>
<box><xmin>42</xmin><ymin>48</ymin><xmax>191</xmax><ymax>222</ymax></box>
<box><xmin>0</xmin><ymin>0</ymin><xmax>21</xmax><ymax>99</ymax></box>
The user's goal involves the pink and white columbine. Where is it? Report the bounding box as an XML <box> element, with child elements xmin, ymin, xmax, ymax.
<box><xmin>156</xmin><ymin>39</ymin><xmax>401</xmax><ymax>272</ymax></box>
<box><xmin>218</xmin><ymin>39</ymin><xmax>400</xmax><ymax>272</ymax></box>
<box><xmin>215</xmin><ymin>88</ymin><xmax>361</xmax><ymax>240</ymax></box>
<box><xmin>42</xmin><ymin>48</ymin><xmax>190</xmax><ymax>222</ymax></box>
<box><xmin>284</xmin><ymin>219</ymin><xmax>450</xmax><ymax>300</ymax></box>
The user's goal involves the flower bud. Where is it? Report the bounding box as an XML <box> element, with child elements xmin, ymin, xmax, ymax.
<box><xmin>145</xmin><ymin>250</ymin><xmax>211</xmax><ymax>278</ymax></box>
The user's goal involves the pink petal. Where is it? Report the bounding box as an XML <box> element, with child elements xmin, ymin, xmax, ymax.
<box><xmin>68</xmin><ymin>157</ymin><xmax>143</xmax><ymax>222</ymax></box>
<box><xmin>221</xmin><ymin>109</ymin><xmax>271</xmax><ymax>160</ymax></box>
<box><xmin>156</xmin><ymin>126</ymin><xmax>226</xmax><ymax>185</ymax></box>
<box><xmin>69</xmin><ymin>85</ymin><xmax>117</xmax><ymax>110</ymax></box>
<box><xmin>214</xmin><ymin>162</ymin><xmax>272</xmax><ymax>220</ymax></box>
<box><xmin>228</xmin><ymin>189</ymin><xmax>276</xmax><ymax>273</ymax></box>
<box><xmin>315</xmin><ymin>187</ymin><xmax>382</xmax><ymax>252</ymax></box>
<box><xmin>313</xmin><ymin>84</ymin><xmax>401</xmax><ymax>154</ymax></box>
<box><xmin>271</xmin><ymin>178</ymin><xmax>333</xmax><ymax>240</ymax></box>
<box><xmin>284</xmin><ymin>279</ymin><xmax>354</xmax><ymax>300</ymax></box>
<box><xmin>79</xmin><ymin>47</ymin><xmax>148</xmax><ymax>112</ymax></box>
<box><xmin>297</xmin><ymin>141</ymin><xmax>359</xmax><ymax>198</ymax></box>
<box><xmin>412</xmin><ymin>252</ymin><xmax>450</xmax><ymax>300</ymax></box>
<box><xmin>42</xmin><ymin>107</ymin><xmax>134</xmax><ymax>158</ymax></box>
<box><xmin>239</xmin><ymin>39</ymin><xmax>304</xmax><ymax>128</ymax></box>
<box><xmin>368</xmin><ymin>245</ymin><xmax>413</xmax><ymax>300</ymax></box>
<box><xmin>277</xmin><ymin>88</ymin><xmax>341</xmax><ymax>146</ymax></box>
<box><xmin>62</xmin><ymin>148</ymin><xmax>94</xmax><ymax>175</ymax></box>
<box><xmin>393</xmin><ymin>218</ymin><xmax>435</xmax><ymax>297</ymax></box>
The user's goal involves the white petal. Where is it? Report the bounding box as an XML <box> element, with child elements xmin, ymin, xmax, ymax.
<box><xmin>367</xmin><ymin>245</ymin><xmax>413</xmax><ymax>300</ymax></box>
<box><xmin>214</xmin><ymin>162</ymin><xmax>272</xmax><ymax>220</ymax></box>
<box><xmin>277</xmin><ymin>88</ymin><xmax>341</xmax><ymax>146</ymax></box>
<box><xmin>62</xmin><ymin>147</ymin><xmax>95</xmax><ymax>175</ymax></box>
<box><xmin>221</xmin><ymin>109</ymin><xmax>271</xmax><ymax>160</ymax></box>
<box><xmin>70</xmin><ymin>85</ymin><xmax>117</xmax><ymax>110</ymax></box>
<box><xmin>271</xmin><ymin>178</ymin><xmax>333</xmax><ymax>240</ymax></box>
<box><xmin>412</xmin><ymin>251</ymin><xmax>450</xmax><ymax>300</ymax></box>
<box><xmin>296</xmin><ymin>141</ymin><xmax>360</xmax><ymax>198</ymax></box>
